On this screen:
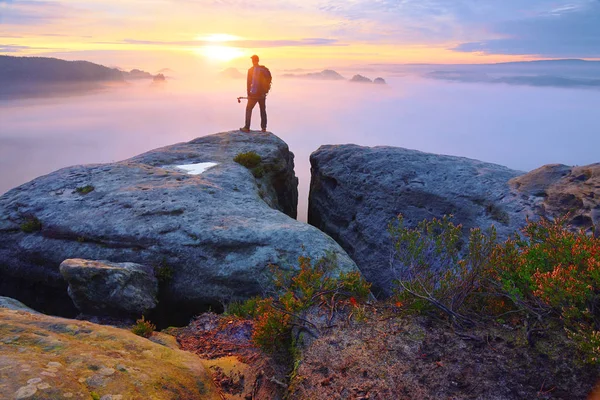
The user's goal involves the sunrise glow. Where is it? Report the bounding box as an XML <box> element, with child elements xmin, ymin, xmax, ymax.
<box><xmin>197</xmin><ymin>45</ymin><xmax>246</xmax><ymax>62</ymax></box>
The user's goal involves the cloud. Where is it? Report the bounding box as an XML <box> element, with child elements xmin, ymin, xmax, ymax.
<box><xmin>453</xmin><ymin>1</ymin><xmax>600</xmax><ymax>57</ymax></box>
<box><xmin>0</xmin><ymin>0</ymin><xmax>67</xmax><ymax>25</ymax></box>
<box><xmin>117</xmin><ymin>38</ymin><xmax>344</xmax><ymax>48</ymax></box>
<box><xmin>0</xmin><ymin>44</ymin><xmax>51</xmax><ymax>53</ymax></box>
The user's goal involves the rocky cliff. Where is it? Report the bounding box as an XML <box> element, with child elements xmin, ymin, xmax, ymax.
<box><xmin>0</xmin><ymin>131</ymin><xmax>358</xmax><ymax>323</ymax></box>
<box><xmin>309</xmin><ymin>144</ymin><xmax>598</xmax><ymax>295</ymax></box>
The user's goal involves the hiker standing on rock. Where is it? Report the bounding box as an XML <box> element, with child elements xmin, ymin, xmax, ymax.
<box><xmin>240</xmin><ymin>55</ymin><xmax>271</xmax><ymax>133</ymax></box>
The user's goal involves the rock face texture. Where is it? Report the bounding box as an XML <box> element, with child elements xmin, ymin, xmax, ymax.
<box><xmin>309</xmin><ymin>145</ymin><xmax>598</xmax><ymax>295</ymax></box>
<box><xmin>0</xmin><ymin>303</ymin><xmax>220</xmax><ymax>400</ymax></box>
<box><xmin>510</xmin><ymin>163</ymin><xmax>600</xmax><ymax>232</ymax></box>
<box><xmin>60</xmin><ymin>259</ymin><xmax>158</xmax><ymax>317</ymax></box>
<box><xmin>0</xmin><ymin>296</ymin><xmax>39</xmax><ymax>313</ymax></box>
<box><xmin>0</xmin><ymin>131</ymin><xmax>357</xmax><ymax>320</ymax></box>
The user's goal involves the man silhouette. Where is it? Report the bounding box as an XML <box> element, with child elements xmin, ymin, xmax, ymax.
<box><xmin>240</xmin><ymin>55</ymin><xmax>269</xmax><ymax>133</ymax></box>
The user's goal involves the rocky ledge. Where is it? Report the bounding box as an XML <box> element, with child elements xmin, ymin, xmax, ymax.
<box><xmin>309</xmin><ymin>144</ymin><xmax>599</xmax><ymax>295</ymax></box>
<box><xmin>0</xmin><ymin>297</ymin><xmax>220</xmax><ymax>400</ymax></box>
<box><xmin>0</xmin><ymin>131</ymin><xmax>358</xmax><ymax>322</ymax></box>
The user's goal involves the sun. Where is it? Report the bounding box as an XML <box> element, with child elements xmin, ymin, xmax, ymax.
<box><xmin>198</xmin><ymin>45</ymin><xmax>245</xmax><ymax>62</ymax></box>
<box><xmin>195</xmin><ymin>33</ymin><xmax>245</xmax><ymax>62</ymax></box>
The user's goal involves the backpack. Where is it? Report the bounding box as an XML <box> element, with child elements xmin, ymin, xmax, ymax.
<box><xmin>260</xmin><ymin>66</ymin><xmax>272</xmax><ymax>95</ymax></box>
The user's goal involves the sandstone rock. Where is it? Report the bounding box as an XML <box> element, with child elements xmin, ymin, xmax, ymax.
<box><xmin>0</xmin><ymin>303</ymin><xmax>220</xmax><ymax>399</ymax></box>
<box><xmin>0</xmin><ymin>296</ymin><xmax>39</xmax><ymax>313</ymax></box>
<box><xmin>510</xmin><ymin>163</ymin><xmax>600</xmax><ymax>232</ymax></box>
<box><xmin>309</xmin><ymin>145</ymin><xmax>599</xmax><ymax>295</ymax></box>
<box><xmin>59</xmin><ymin>259</ymin><xmax>158</xmax><ymax>317</ymax></box>
<box><xmin>309</xmin><ymin>145</ymin><xmax>535</xmax><ymax>295</ymax></box>
<box><xmin>0</xmin><ymin>131</ymin><xmax>358</xmax><ymax>320</ymax></box>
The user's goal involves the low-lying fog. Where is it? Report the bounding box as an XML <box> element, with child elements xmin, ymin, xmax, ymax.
<box><xmin>1</xmin><ymin>76</ymin><xmax>599</xmax><ymax>221</ymax></box>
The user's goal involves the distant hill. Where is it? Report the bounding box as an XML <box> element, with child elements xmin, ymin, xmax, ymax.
<box><xmin>350</xmin><ymin>74</ymin><xmax>372</xmax><ymax>83</ymax></box>
<box><xmin>371</xmin><ymin>58</ymin><xmax>600</xmax><ymax>87</ymax></box>
<box><xmin>282</xmin><ymin>69</ymin><xmax>345</xmax><ymax>80</ymax></box>
<box><xmin>0</xmin><ymin>56</ymin><xmax>160</xmax><ymax>99</ymax></box>
<box><xmin>124</xmin><ymin>68</ymin><xmax>154</xmax><ymax>80</ymax></box>
<box><xmin>0</xmin><ymin>56</ymin><xmax>124</xmax><ymax>83</ymax></box>
<box><xmin>427</xmin><ymin>70</ymin><xmax>600</xmax><ymax>88</ymax></box>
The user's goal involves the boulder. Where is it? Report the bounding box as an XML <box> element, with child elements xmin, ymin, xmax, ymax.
<box><xmin>373</xmin><ymin>77</ymin><xmax>387</xmax><ymax>84</ymax></box>
<box><xmin>0</xmin><ymin>303</ymin><xmax>220</xmax><ymax>399</ymax></box>
<box><xmin>0</xmin><ymin>296</ymin><xmax>39</xmax><ymax>313</ymax></box>
<box><xmin>60</xmin><ymin>259</ymin><xmax>158</xmax><ymax>317</ymax></box>
<box><xmin>0</xmin><ymin>131</ymin><xmax>358</xmax><ymax>321</ymax></box>
<box><xmin>309</xmin><ymin>145</ymin><xmax>574</xmax><ymax>295</ymax></box>
<box><xmin>510</xmin><ymin>163</ymin><xmax>600</xmax><ymax>232</ymax></box>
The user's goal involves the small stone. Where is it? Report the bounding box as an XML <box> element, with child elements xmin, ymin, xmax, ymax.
<box><xmin>37</xmin><ymin>382</ymin><xmax>51</xmax><ymax>389</ymax></box>
<box><xmin>63</xmin><ymin>393</ymin><xmax>74</xmax><ymax>398</ymax></box>
<box><xmin>86</xmin><ymin>374</ymin><xmax>105</xmax><ymax>387</ymax></box>
<box><xmin>115</xmin><ymin>364</ymin><xmax>127</xmax><ymax>372</ymax></box>
<box><xmin>46</xmin><ymin>367</ymin><xmax>59</xmax><ymax>372</ymax></box>
<box><xmin>20</xmin><ymin>364</ymin><xmax>31</xmax><ymax>369</ymax></box>
<box><xmin>47</xmin><ymin>362</ymin><xmax>63</xmax><ymax>368</ymax></box>
<box><xmin>99</xmin><ymin>367</ymin><xmax>115</xmax><ymax>376</ymax></box>
<box><xmin>15</xmin><ymin>385</ymin><xmax>37</xmax><ymax>399</ymax></box>
<box><xmin>78</xmin><ymin>377</ymin><xmax>86</xmax><ymax>383</ymax></box>
<box><xmin>41</xmin><ymin>371</ymin><xmax>57</xmax><ymax>377</ymax></box>
<box><xmin>27</xmin><ymin>378</ymin><xmax>42</xmax><ymax>385</ymax></box>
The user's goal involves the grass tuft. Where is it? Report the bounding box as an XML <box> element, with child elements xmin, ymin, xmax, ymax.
<box><xmin>234</xmin><ymin>151</ymin><xmax>262</xmax><ymax>169</ymax></box>
<box><xmin>20</xmin><ymin>216</ymin><xmax>42</xmax><ymax>233</ymax></box>
<box><xmin>75</xmin><ymin>185</ymin><xmax>95</xmax><ymax>195</ymax></box>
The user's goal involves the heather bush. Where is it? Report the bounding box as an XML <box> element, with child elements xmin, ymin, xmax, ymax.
<box><xmin>236</xmin><ymin>254</ymin><xmax>371</xmax><ymax>352</ymax></box>
<box><xmin>389</xmin><ymin>214</ymin><xmax>497</xmax><ymax>326</ymax></box>
<box><xmin>391</xmin><ymin>213</ymin><xmax>600</xmax><ymax>363</ymax></box>
<box><xmin>131</xmin><ymin>316</ymin><xmax>156</xmax><ymax>338</ymax></box>
<box><xmin>492</xmin><ymin>216</ymin><xmax>600</xmax><ymax>363</ymax></box>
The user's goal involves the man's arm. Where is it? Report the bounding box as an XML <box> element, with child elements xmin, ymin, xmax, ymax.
<box><xmin>247</xmin><ymin>67</ymin><xmax>253</xmax><ymax>96</ymax></box>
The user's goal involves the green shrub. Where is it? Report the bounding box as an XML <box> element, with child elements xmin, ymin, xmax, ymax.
<box><xmin>492</xmin><ymin>216</ymin><xmax>600</xmax><ymax>363</ymax></box>
<box><xmin>239</xmin><ymin>254</ymin><xmax>371</xmax><ymax>352</ymax></box>
<box><xmin>388</xmin><ymin>214</ymin><xmax>497</xmax><ymax>326</ymax></box>
<box><xmin>131</xmin><ymin>316</ymin><xmax>156</xmax><ymax>338</ymax></box>
<box><xmin>154</xmin><ymin>258</ymin><xmax>174</xmax><ymax>284</ymax></box>
<box><xmin>226</xmin><ymin>296</ymin><xmax>262</xmax><ymax>318</ymax></box>
<box><xmin>20</xmin><ymin>216</ymin><xmax>42</xmax><ymax>233</ymax></box>
<box><xmin>251</xmin><ymin>165</ymin><xmax>265</xmax><ymax>178</ymax></box>
<box><xmin>233</xmin><ymin>151</ymin><xmax>262</xmax><ymax>169</ymax></box>
<box><xmin>391</xmin><ymin>213</ymin><xmax>600</xmax><ymax>364</ymax></box>
<box><xmin>75</xmin><ymin>185</ymin><xmax>95</xmax><ymax>195</ymax></box>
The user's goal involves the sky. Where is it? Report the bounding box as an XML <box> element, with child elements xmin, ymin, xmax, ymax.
<box><xmin>1</xmin><ymin>0</ymin><xmax>600</xmax><ymax>72</ymax></box>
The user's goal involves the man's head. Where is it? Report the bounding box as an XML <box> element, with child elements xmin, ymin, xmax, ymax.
<box><xmin>251</xmin><ymin>55</ymin><xmax>259</xmax><ymax>66</ymax></box>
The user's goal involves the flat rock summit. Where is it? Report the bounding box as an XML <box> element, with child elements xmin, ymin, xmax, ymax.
<box><xmin>0</xmin><ymin>131</ymin><xmax>358</xmax><ymax>321</ymax></box>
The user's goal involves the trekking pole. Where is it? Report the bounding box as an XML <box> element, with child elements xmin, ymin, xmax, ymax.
<box><xmin>237</xmin><ymin>96</ymin><xmax>248</xmax><ymax>103</ymax></box>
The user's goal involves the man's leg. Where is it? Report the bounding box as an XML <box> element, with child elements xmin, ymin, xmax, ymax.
<box><xmin>244</xmin><ymin>97</ymin><xmax>258</xmax><ymax>130</ymax></box>
<box><xmin>258</xmin><ymin>97</ymin><xmax>267</xmax><ymax>131</ymax></box>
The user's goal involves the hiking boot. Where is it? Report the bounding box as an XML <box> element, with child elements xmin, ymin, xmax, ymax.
<box><xmin>240</xmin><ymin>127</ymin><xmax>250</xmax><ymax>133</ymax></box>
<box><xmin>261</xmin><ymin>128</ymin><xmax>267</xmax><ymax>133</ymax></box>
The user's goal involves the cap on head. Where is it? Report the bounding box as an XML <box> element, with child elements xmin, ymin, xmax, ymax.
<box><xmin>251</xmin><ymin>55</ymin><xmax>259</xmax><ymax>62</ymax></box>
